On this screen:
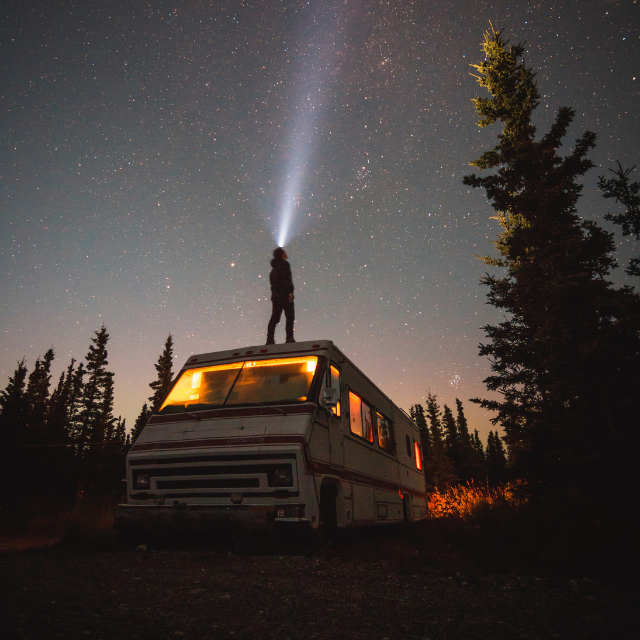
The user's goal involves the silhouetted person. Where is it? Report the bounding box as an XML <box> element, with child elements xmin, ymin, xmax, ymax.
<box><xmin>266</xmin><ymin>247</ymin><xmax>295</xmax><ymax>344</ymax></box>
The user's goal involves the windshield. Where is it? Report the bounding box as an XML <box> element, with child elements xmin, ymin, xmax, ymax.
<box><xmin>159</xmin><ymin>356</ymin><xmax>319</xmax><ymax>414</ymax></box>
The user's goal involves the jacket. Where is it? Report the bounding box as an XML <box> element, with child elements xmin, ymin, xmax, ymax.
<box><xmin>269</xmin><ymin>257</ymin><xmax>294</xmax><ymax>300</ymax></box>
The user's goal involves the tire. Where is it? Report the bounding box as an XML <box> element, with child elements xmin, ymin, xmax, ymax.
<box><xmin>319</xmin><ymin>483</ymin><xmax>338</xmax><ymax>534</ymax></box>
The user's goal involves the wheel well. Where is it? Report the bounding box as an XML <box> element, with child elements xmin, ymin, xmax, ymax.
<box><xmin>319</xmin><ymin>480</ymin><xmax>339</xmax><ymax>529</ymax></box>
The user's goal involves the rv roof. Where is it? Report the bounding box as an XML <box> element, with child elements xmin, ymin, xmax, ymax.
<box><xmin>181</xmin><ymin>339</ymin><xmax>335</xmax><ymax>369</ymax></box>
<box><xmin>178</xmin><ymin>339</ymin><xmax>414</xmax><ymax>425</ymax></box>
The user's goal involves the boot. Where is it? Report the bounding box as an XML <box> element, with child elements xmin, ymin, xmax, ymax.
<box><xmin>266</xmin><ymin>338</ymin><xmax>275</xmax><ymax>345</ymax></box>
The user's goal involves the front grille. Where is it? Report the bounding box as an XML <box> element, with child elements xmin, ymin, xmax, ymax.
<box><xmin>129</xmin><ymin>454</ymin><xmax>297</xmax><ymax>499</ymax></box>
<box><xmin>157</xmin><ymin>478</ymin><xmax>259</xmax><ymax>490</ymax></box>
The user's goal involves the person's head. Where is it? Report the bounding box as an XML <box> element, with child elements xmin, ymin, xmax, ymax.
<box><xmin>273</xmin><ymin>247</ymin><xmax>287</xmax><ymax>260</ymax></box>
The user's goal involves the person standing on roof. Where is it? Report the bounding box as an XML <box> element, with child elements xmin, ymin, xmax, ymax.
<box><xmin>266</xmin><ymin>247</ymin><xmax>295</xmax><ymax>345</ymax></box>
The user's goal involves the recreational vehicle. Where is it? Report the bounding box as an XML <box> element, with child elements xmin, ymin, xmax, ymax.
<box><xmin>115</xmin><ymin>340</ymin><xmax>427</xmax><ymax>532</ymax></box>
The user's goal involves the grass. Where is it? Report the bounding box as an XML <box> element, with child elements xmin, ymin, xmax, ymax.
<box><xmin>419</xmin><ymin>482</ymin><xmax>640</xmax><ymax>584</ymax></box>
<box><xmin>0</xmin><ymin>492</ymin><xmax>122</xmax><ymax>552</ymax></box>
<box><xmin>426</xmin><ymin>481</ymin><xmax>521</xmax><ymax>518</ymax></box>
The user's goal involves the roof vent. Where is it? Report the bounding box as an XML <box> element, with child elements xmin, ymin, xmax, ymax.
<box><xmin>312</xmin><ymin>344</ymin><xmax>320</xmax><ymax>349</ymax></box>
<box><xmin>245</xmin><ymin>350</ymin><xmax>253</xmax><ymax>355</ymax></box>
<box><xmin>232</xmin><ymin>352</ymin><xmax>240</xmax><ymax>356</ymax></box>
<box><xmin>259</xmin><ymin>349</ymin><xmax>268</xmax><ymax>353</ymax></box>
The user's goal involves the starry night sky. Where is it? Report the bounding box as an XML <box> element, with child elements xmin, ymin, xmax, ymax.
<box><xmin>1</xmin><ymin>0</ymin><xmax>638</xmax><ymax>439</ymax></box>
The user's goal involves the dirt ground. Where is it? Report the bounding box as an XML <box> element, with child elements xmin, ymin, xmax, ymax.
<box><xmin>1</xmin><ymin>525</ymin><xmax>638</xmax><ymax>640</ymax></box>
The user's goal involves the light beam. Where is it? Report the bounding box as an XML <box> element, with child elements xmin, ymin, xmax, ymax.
<box><xmin>273</xmin><ymin>3</ymin><xmax>349</xmax><ymax>247</ymax></box>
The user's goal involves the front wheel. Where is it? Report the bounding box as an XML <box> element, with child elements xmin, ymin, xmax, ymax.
<box><xmin>318</xmin><ymin>483</ymin><xmax>338</xmax><ymax>536</ymax></box>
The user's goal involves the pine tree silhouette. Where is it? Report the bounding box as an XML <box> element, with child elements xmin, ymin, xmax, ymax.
<box><xmin>464</xmin><ymin>26</ymin><xmax>640</xmax><ymax>494</ymax></box>
<box><xmin>132</xmin><ymin>335</ymin><xmax>175</xmax><ymax>441</ymax></box>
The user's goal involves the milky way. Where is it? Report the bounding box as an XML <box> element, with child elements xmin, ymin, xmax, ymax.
<box><xmin>1</xmin><ymin>0</ymin><xmax>638</xmax><ymax>438</ymax></box>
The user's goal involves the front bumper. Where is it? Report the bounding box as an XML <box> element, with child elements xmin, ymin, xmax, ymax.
<box><xmin>114</xmin><ymin>503</ymin><xmax>309</xmax><ymax>533</ymax></box>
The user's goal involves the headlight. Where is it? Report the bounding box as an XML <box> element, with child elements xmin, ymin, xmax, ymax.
<box><xmin>134</xmin><ymin>473</ymin><xmax>151</xmax><ymax>490</ymax></box>
<box><xmin>270</xmin><ymin>466</ymin><xmax>293</xmax><ymax>487</ymax></box>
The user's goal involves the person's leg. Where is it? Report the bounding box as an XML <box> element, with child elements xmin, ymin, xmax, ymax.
<box><xmin>267</xmin><ymin>300</ymin><xmax>284</xmax><ymax>344</ymax></box>
<box><xmin>284</xmin><ymin>301</ymin><xmax>295</xmax><ymax>342</ymax></box>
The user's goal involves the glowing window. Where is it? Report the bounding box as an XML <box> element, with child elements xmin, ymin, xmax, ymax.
<box><xmin>159</xmin><ymin>356</ymin><xmax>318</xmax><ymax>413</ymax></box>
<box><xmin>414</xmin><ymin>441</ymin><xmax>423</xmax><ymax>470</ymax></box>
<box><xmin>329</xmin><ymin>364</ymin><xmax>341</xmax><ymax>417</ymax></box>
<box><xmin>160</xmin><ymin>362</ymin><xmax>243</xmax><ymax>412</ymax></box>
<box><xmin>349</xmin><ymin>391</ymin><xmax>373</xmax><ymax>442</ymax></box>
<box><xmin>377</xmin><ymin>412</ymin><xmax>394</xmax><ymax>453</ymax></box>
<box><xmin>226</xmin><ymin>357</ymin><xmax>317</xmax><ymax>405</ymax></box>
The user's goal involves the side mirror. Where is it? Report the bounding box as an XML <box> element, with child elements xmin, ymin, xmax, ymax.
<box><xmin>321</xmin><ymin>387</ymin><xmax>339</xmax><ymax>409</ymax></box>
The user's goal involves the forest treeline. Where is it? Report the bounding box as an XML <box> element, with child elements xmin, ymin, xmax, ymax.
<box><xmin>0</xmin><ymin>324</ymin><xmax>503</xmax><ymax>516</ymax></box>
<box><xmin>0</xmin><ymin>329</ymin><xmax>175</xmax><ymax>515</ymax></box>
<box><xmin>411</xmin><ymin>396</ymin><xmax>507</xmax><ymax>491</ymax></box>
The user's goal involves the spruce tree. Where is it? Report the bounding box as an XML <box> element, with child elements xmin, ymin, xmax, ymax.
<box><xmin>78</xmin><ymin>326</ymin><xmax>112</xmax><ymax>446</ymax></box>
<box><xmin>455</xmin><ymin>399</ymin><xmax>470</xmax><ymax>445</ymax></box>
<box><xmin>45</xmin><ymin>360</ymin><xmax>79</xmax><ymax>501</ymax></box>
<box><xmin>410</xmin><ymin>403</ymin><xmax>431</xmax><ymax>458</ymax></box>
<box><xmin>66</xmin><ymin>362</ymin><xmax>86</xmax><ymax>442</ymax></box>
<box><xmin>47</xmin><ymin>359</ymin><xmax>77</xmax><ymax>441</ymax></box>
<box><xmin>149</xmin><ymin>334</ymin><xmax>174</xmax><ymax>412</ymax></box>
<box><xmin>473</xmin><ymin>430</ymin><xmax>485</xmax><ymax>457</ymax></box>
<box><xmin>423</xmin><ymin>392</ymin><xmax>457</xmax><ymax>490</ymax></box>
<box><xmin>0</xmin><ymin>359</ymin><xmax>29</xmax><ymax>438</ymax></box>
<box><xmin>131</xmin><ymin>403</ymin><xmax>152</xmax><ymax>442</ymax></box>
<box><xmin>598</xmin><ymin>162</ymin><xmax>640</xmax><ymax>276</ymax></box>
<box><xmin>0</xmin><ymin>360</ymin><xmax>29</xmax><ymax>509</ymax></box>
<box><xmin>442</xmin><ymin>404</ymin><xmax>459</xmax><ymax>461</ymax></box>
<box><xmin>24</xmin><ymin>348</ymin><xmax>55</xmax><ymax>431</ymax></box>
<box><xmin>485</xmin><ymin>431</ymin><xmax>508</xmax><ymax>486</ymax></box>
<box><xmin>132</xmin><ymin>334</ymin><xmax>175</xmax><ymax>442</ymax></box>
<box><xmin>464</xmin><ymin>26</ymin><xmax>640</xmax><ymax>493</ymax></box>
<box><xmin>455</xmin><ymin>398</ymin><xmax>486</xmax><ymax>483</ymax></box>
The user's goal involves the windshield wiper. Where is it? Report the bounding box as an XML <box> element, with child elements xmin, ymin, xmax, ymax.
<box><xmin>239</xmin><ymin>402</ymin><xmax>286</xmax><ymax>414</ymax></box>
<box><xmin>178</xmin><ymin>408</ymin><xmax>202</xmax><ymax>421</ymax></box>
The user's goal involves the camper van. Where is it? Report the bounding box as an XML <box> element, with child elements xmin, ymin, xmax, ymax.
<box><xmin>116</xmin><ymin>340</ymin><xmax>427</xmax><ymax>532</ymax></box>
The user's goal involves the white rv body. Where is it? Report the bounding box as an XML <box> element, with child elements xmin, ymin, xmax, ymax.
<box><xmin>116</xmin><ymin>340</ymin><xmax>427</xmax><ymax>532</ymax></box>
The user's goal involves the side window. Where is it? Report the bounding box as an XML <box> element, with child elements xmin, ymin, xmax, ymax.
<box><xmin>414</xmin><ymin>441</ymin><xmax>423</xmax><ymax>470</ymax></box>
<box><xmin>405</xmin><ymin>434</ymin><xmax>412</xmax><ymax>457</ymax></box>
<box><xmin>328</xmin><ymin>364</ymin><xmax>341</xmax><ymax>417</ymax></box>
<box><xmin>377</xmin><ymin>412</ymin><xmax>394</xmax><ymax>453</ymax></box>
<box><xmin>349</xmin><ymin>391</ymin><xmax>373</xmax><ymax>442</ymax></box>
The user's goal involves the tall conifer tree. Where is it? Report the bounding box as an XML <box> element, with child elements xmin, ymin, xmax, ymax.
<box><xmin>0</xmin><ymin>359</ymin><xmax>29</xmax><ymax>437</ymax></box>
<box><xmin>24</xmin><ymin>348</ymin><xmax>55</xmax><ymax>432</ymax></box>
<box><xmin>485</xmin><ymin>431</ymin><xmax>508</xmax><ymax>486</ymax></box>
<box><xmin>454</xmin><ymin>398</ymin><xmax>486</xmax><ymax>482</ymax></box>
<box><xmin>0</xmin><ymin>360</ymin><xmax>29</xmax><ymax>509</ymax></box>
<box><xmin>423</xmin><ymin>392</ymin><xmax>457</xmax><ymax>490</ymax></box>
<box><xmin>464</xmin><ymin>27</ymin><xmax>640</xmax><ymax>492</ymax></box>
<box><xmin>410</xmin><ymin>403</ymin><xmax>431</xmax><ymax>458</ymax></box>
<box><xmin>132</xmin><ymin>335</ymin><xmax>175</xmax><ymax>441</ymax></box>
<box><xmin>78</xmin><ymin>326</ymin><xmax>111</xmax><ymax>443</ymax></box>
<box><xmin>598</xmin><ymin>163</ymin><xmax>640</xmax><ymax>276</ymax></box>
<box><xmin>149</xmin><ymin>334</ymin><xmax>174</xmax><ymax>412</ymax></box>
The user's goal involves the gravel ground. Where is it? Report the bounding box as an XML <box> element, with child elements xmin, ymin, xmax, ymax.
<box><xmin>1</xmin><ymin>527</ymin><xmax>638</xmax><ymax>640</ymax></box>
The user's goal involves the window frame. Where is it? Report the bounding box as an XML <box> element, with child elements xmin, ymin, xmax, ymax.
<box><xmin>376</xmin><ymin>411</ymin><xmax>395</xmax><ymax>454</ymax></box>
<box><xmin>348</xmin><ymin>389</ymin><xmax>374</xmax><ymax>443</ymax></box>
